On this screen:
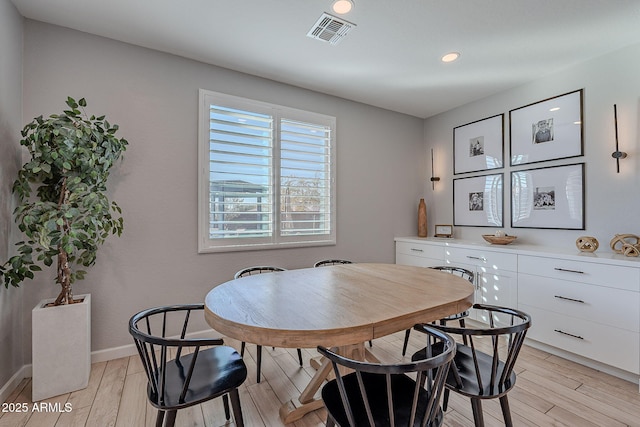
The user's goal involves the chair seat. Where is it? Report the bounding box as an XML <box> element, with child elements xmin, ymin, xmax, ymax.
<box><xmin>149</xmin><ymin>346</ymin><xmax>247</xmax><ymax>409</ymax></box>
<box><xmin>413</xmin><ymin>342</ymin><xmax>515</xmax><ymax>399</ymax></box>
<box><xmin>321</xmin><ymin>371</ymin><xmax>444</xmax><ymax>427</ymax></box>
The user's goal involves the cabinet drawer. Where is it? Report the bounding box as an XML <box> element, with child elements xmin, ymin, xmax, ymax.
<box><xmin>396</xmin><ymin>253</ymin><xmax>442</xmax><ymax>268</ymax></box>
<box><xmin>396</xmin><ymin>242</ymin><xmax>445</xmax><ymax>261</ymax></box>
<box><xmin>519</xmin><ymin>274</ymin><xmax>640</xmax><ymax>332</ymax></box>
<box><xmin>518</xmin><ymin>255</ymin><xmax>640</xmax><ymax>292</ymax></box>
<box><xmin>521</xmin><ymin>304</ymin><xmax>639</xmax><ymax>374</ymax></box>
<box><xmin>445</xmin><ymin>247</ymin><xmax>517</xmax><ymax>272</ymax></box>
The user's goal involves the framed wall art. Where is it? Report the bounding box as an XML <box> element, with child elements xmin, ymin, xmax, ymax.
<box><xmin>511</xmin><ymin>163</ymin><xmax>584</xmax><ymax>229</ymax></box>
<box><xmin>453</xmin><ymin>173</ymin><xmax>503</xmax><ymax>227</ymax></box>
<box><xmin>509</xmin><ymin>89</ymin><xmax>583</xmax><ymax>166</ymax></box>
<box><xmin>453</xmin><ymin>114</ymin><xmax>504</xmax><ymax>174</ymax></box>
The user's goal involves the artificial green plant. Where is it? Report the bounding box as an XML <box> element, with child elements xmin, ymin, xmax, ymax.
<box><xmin>0</xmin><ymin>97</ymin><xmax>128</xmax><ymax>305</ymax></box>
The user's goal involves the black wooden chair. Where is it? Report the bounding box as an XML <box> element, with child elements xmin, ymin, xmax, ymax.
<box><xmin>319</xmin><ymin>325</ymin><xmax>455</xmax><ymax>427</ymax></box>
<box><xmin>129</xmin><ymin>304</ymin><xmax>247</xmax><ymax>427</ymax></box>
<box><xmin>234</xmin><ymin>266</ymin><xmax>303</xmax><ymax>383</ymax></box>
<box><xmin>411</xmin><ymin>304</ymin><xmax>532</xmax><ymax>427</ymax></box>
<box><xmin>313</xmin><ymin>259</ymin><xmax>353</xmax><ymax>267</ymax></box>
<box><xmin>402</xmin><ymin>265</ymin><xmax>474</xmax><ymax>356</ymax></box>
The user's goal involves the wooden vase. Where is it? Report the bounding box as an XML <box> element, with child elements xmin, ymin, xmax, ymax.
<box><xmin>418</xmin><ymin>198</ymin><xmax>427</xmax><ymax>237</ymax></box>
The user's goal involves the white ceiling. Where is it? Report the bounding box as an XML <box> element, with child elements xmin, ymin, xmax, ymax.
<box><xmin>11</xmin><ymin>0</ymin><xmax>640</xmax><ymax>118</ymax></box>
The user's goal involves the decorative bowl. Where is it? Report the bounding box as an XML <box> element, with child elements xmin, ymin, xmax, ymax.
<box><xmin>482</xmin><ymin>234</ymin><xmax>517</xmax><ymax>245</ymax></box>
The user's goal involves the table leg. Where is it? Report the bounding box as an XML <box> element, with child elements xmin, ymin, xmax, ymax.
<box><xmin>299</xmin><ymin>357</ymin><xmax>333</xmax><ymax>404</ymax></box>
<box><xmin>278</xmin><ymin>342</ymin><xmax>366</xmax><ymax>424</ymax></box>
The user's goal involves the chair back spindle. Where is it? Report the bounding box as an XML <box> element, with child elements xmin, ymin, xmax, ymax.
<box><xmin>319</xmin><ymin>326</ymin><xmax>455</xmax><ymax>427</ymax></box>
<box><xmin>234</xmin><ymin>265</ymin><xmax>286</xmax><ymax>279</ymax></box>
<box><xmin>313</xmin><ymin>259</ymin><xmax>353</xmax><ymax>267</ymax></box>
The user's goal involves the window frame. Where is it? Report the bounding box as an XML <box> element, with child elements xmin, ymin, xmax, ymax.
<box><xmin>198</xmin><ymin>89</ymin><xmax>336</xmax><ymax>253</ymax></box>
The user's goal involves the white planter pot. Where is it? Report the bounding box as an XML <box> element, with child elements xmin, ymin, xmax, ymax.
<box><xmin>32</xmin><ymin>293</ymin><xmax>91</xmax><ymax>401</ymax></box>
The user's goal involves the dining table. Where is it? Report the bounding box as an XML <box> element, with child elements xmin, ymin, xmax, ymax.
<box><xmin>204</xmin><ymin>262</ymin><xmax>474</xmax><ymax>424</ymax></box>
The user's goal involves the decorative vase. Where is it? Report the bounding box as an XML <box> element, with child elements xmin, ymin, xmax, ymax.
<box><xmin>418</xmin><ymin>198</ymin><xmax>427</xmax><ymax>237</ymax></box>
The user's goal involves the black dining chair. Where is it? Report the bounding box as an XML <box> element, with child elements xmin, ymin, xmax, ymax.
<box><xmin>313</xmin><ymin>259</ymin><xmax>353</xmax><ymax>267</ymax></box>
<box><xmin>411</xmin><ymin>304</ymin><xmax>532</xmax><ymax>427</ymax></box>
<box><xmin>234</xmin><ymin>266</ymin><xmax>303</xmax><ymax>383</ymax></box>
<box><xmin>319</xmin><ymin>325</ymin><xmax>456</xmax><ymax>427</ymax></box>
<box><xmin>129</xmin><ymin>304</ymin><xmax>247</xmax><ymax>427</ymax></box>
<box><xmin>402</xmin><ymin>265</ymin><xmax>475</xmax><ymax>356</ymax></box>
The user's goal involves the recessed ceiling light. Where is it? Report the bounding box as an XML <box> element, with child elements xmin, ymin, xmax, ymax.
<box><xmin>332</xmin><ymin>0</ymin><xmax>354</xmax><ymax>14</ymax></box>
<box><xmin>441</xmin><ymin>52</ymin><xmax>460</xmax><ymax>63</ymax></box>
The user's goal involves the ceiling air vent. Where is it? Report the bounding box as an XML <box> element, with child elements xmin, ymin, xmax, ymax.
<box><xmin>306</xmin><ymin>13</ymin><xmax>356</xmax><ymax>45</ymax></box>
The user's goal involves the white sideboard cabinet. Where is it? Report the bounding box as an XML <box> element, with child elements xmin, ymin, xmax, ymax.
<box><xmin>395</xmin><ymin>237</ymin><xmax>640</xmax><ymax>382</ymax></box>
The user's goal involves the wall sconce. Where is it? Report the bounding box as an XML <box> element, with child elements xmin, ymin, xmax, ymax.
<box><xmin>430</xmin><ymin>148</ymin><xmax>440</xmax><ymax>189</ymax></box>
<box><xmin>612</xmin><ymin>104</ymin><xmax>627</xmax><ymax>173</ymax></box>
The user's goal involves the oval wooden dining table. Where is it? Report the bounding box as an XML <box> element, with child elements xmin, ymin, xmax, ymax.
<box><xmin>204</xmin><ymin>262</ymin><xmax>474</xmax><ymax>424</ymax></box>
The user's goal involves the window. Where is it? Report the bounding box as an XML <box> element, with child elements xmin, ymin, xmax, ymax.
<box><xmin>198</xmin><ymin>90</ymin><xmax>336</xmax><ymax>252</ymax></box>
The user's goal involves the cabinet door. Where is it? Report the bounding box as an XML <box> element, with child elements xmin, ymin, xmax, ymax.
<box><xmin>475</xmin><ymin>269</ymin><xmax>517</xmax><ymax>326</ymax></box>
<box><xmin>444</xmin><ymin>246</ymin><xmax>518</xmax><ymax>324</ymax></box>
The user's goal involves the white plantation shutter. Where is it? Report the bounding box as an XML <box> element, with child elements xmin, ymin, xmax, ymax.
<box><xmin>198</xmin><ymin>90</ymin><xmax>336</xmax><ymax>252</ymax></box>
<box><xmin>207</xmin><ymin>105</ymin><xmax>274</xmax><ymax>240</ymax></box>
<box><xmin>280</xmin><ymin>118</ymin><xmax>332</xmax><ymax>237</ymax></box>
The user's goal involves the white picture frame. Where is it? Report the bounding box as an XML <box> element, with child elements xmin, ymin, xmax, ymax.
<box><xmin>511</xmin><ymin>163</ymin><xmax>584</xmax><ymax>229</ymax></box>
<box><xmin>453</xmin><ymin>114</ymin><xmax>504</xmax><ymax>174</ymax></box>
<box><xmin>509</xmin><ymin>90</ymin><xmax>583</xmax><ymax>166</ymax></box>
<box><xmin>453</xmin><ymin>173</ymin><xmax>503</xmax><ymax>227</ymax></box>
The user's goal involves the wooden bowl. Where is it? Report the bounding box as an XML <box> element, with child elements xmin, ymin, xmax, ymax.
<box><xmin>482</xmin><ymin>235</ymin><xmax>517</xmax><ymax>245</ymax></box>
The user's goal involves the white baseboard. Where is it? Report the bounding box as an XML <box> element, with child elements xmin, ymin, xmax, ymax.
<box><xmin>0</xmin><ymin>365</ymin><xmax>30</xmax><ymax>404</ymax></box>
<box><xmin>91</xmin><ymin>329</ymin><xmax>218</xmax><ymax>363</ymax></box>
<box><xmin>91</xmin><ymin>343</ymin><xmax>139</xmax><ymax>364</ymax></box>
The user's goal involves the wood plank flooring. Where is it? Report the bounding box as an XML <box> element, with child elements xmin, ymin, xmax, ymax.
<box><xmin>2</xmin><ymin>330</ymin><xmax>640</xmax><ymax>427</ymax></box>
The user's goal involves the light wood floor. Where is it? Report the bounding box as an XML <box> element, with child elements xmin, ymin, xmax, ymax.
<box><xmin>3</xmin><ymin>330</ymin><xmax>640</xmax><ymax>427</ymax></box>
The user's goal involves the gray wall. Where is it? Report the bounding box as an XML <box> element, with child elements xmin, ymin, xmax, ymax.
<box><xmin>0</xmin><ymin>0</ymin><xmax>24</xmax><ymax>391</ymax></box>
<box><xmin>424</xmin><ymin>42</ymin><xmax>640</xmax><ymax>248</ymax></box>
<box><xmin>21</xmin><ymin>20</ymin><xmax>426</xmax><ymax>357</ymax></box>
<box><xmin>13</xmin><ymin>9</ymin><xmax>639</xmax><ymax>379</ymax></box>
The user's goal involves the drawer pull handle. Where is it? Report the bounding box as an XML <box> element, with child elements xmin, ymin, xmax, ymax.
<box><xmin>554</xmin><ymin>295</ymin><xmax>585</xmax><ymax>304</ymax></box>
<box><xmin>410</xmin><ymin>248</ymin><xmax>424</xmax><ymax>252</ymax></box>
<box><xmin>554</xmin><ymin>267</ymin><xmax>585</xmax><ymax>274</ymax></box>
<box><xmin>554</xmin><ymin>329</ymin><xmax>584</xmax><ymax>340</ymax></box>
<box><xmin>467</xmin><ymin>256</ymin><xmax>486</xmax><ymax>262</ymax></box>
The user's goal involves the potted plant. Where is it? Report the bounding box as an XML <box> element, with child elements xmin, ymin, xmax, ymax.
<box><xmin>0</xmin><ymin>97</ymin><xmax>128</xmax><ymax>400</ymax></box>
